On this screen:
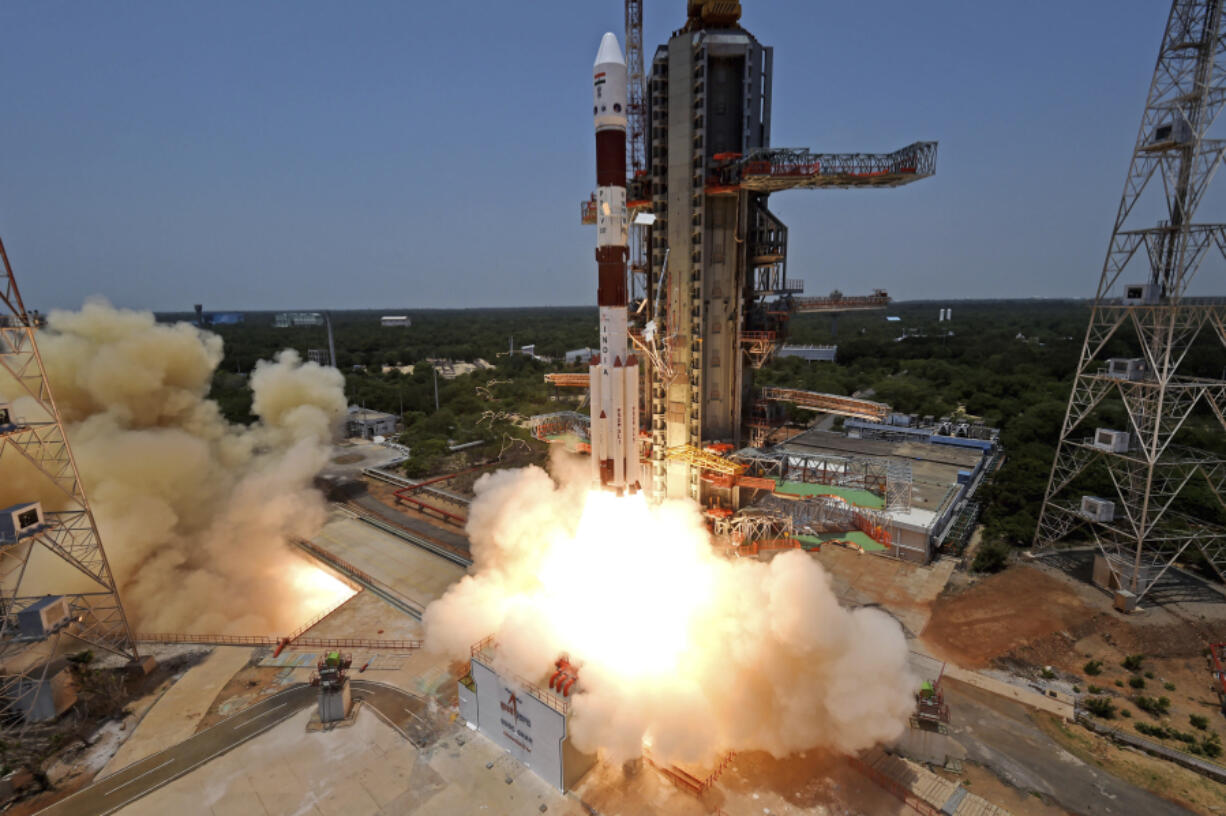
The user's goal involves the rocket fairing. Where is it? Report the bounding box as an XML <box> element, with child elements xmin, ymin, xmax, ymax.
<box><xmin>590</xmin><ymin>32</ymin><xmax>640</xmax><ymax>495</ymax></box>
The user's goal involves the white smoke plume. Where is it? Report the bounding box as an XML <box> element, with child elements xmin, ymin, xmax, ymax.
<box><xmin>0</xmin><ymin>300</ymin><xmax>351</xmax><ymax>633</ymax></box>
<box><xmin>424</xmin><ymin>463</ymin><xmax>916</xmax><ymax>765</ymax></box>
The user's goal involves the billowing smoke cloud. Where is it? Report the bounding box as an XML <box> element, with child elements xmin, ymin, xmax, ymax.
<box><xmin>0</xmin><ymin>300</ymin><xmax>351</xmax><ymax>633</ymax></box>
<box><xmin>424</xmin><ymin>463</ymin><xmax>916</xmax><ymax>764</ymax></box>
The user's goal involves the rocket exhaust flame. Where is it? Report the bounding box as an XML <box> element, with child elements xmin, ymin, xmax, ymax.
<box><xmin>424</xmin><ymin>461</ymin><xmax>917</xmax><ymax>765</ymax></box>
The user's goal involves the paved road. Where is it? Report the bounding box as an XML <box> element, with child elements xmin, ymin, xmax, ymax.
<box><xmin>38</xmin><ymin>680</ymin><xmax>432</xmax><ymax>816</ymax></box>
<box><xmin>943</xmin><ymin>678</ymin><xmax>1192</xmax><ymax>816</ymax></box>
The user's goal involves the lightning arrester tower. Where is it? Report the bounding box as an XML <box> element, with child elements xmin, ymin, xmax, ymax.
<box><xmin>0</xmin><ymin>236</ymin><xmax>138</xmax><ymax>737</ymax></box>
<box><xmin>1034</xmin><ymin>0</ymin><xmax>1226</xmax><ymax>608</ymax></box>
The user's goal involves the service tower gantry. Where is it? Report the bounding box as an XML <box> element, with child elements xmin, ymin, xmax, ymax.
<box><xmin>636</xmin><ymin>1</ymin><xmax>936</xmax><ymax>503</ymax></box>
<box><xmin>0</xmin><ymin>236</ymin><xmax>137</xmax><ymax>748</ymax></box>
<box><xmin>1034</xmin><ymin>0</ymin><xmax>1226</xmax><ymax>608</ymax></box>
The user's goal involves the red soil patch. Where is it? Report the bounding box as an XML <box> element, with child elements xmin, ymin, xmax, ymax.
<box><xmin>921</xmin><ymin>565</ymin><xmax>1092</xmax><ymax>669</ymax></box>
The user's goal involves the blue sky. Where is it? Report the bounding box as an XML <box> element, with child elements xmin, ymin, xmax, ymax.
<box><xmin>0</xmin><ymin>1</ymin><xmax>1188</xmax><ymax>310</ymax></box>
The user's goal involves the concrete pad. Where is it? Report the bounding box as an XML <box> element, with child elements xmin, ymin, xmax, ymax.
<box><xmin>209</xmin><ymin>790</ymin><xmax>267</xmax><ymax>815</ymax></box>
<box><xmin>103</xmin><ymin>646</ymin><xmax>254</xmax><ymax>774</ymax></box>
<box><xmin>310</xmin><ymin>514</ymin><xmax>467</xmax><ymax>609</ymax></box>
<box><xmin>314</xmin><ymin>778</ymin><xmax>381</xmax><ymax>816</ymax></box>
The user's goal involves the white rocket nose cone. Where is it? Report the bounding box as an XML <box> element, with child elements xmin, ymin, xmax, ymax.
<box><xmin>595</xmin><ymin>32</ymin><xmax>625</xmax><ymax>66</ymax></box>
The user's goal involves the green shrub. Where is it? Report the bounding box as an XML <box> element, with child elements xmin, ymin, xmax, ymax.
<box><xmin>1115</xmin><ymin>680</ymin><xmax>1124</xmax><ymax>688</ymax></box>
<box><xmin>1073</xmin><ymin>685</ymin><xmax>1081</xmax><ymax>694</ymax></box>
<box><xmin>1121</xmin><ymin>709</ymin><xmax>1132</xmax><ymax>718</ymax></box>
<box><xmin>1122</xmin><ymin>654</ymin><xmax>1145</xmax><ymax>671</ymax></box>
<box><xmin>1084</xmin><ymin>697</ymin><xmax>1117</xmax><ymax>719</ymax></box>
<box><xmin>971</xmin><ymin>539</ymin><xmax>1011</xmax><ymax>573</ymax></box>
<box><xmin>1136</xmin><ymin>722</ymin><xmax>1167</xmax><ymax>738</ymax></box>
<box><xmin>1190</xmin><ymin>714</ymin><xmax>1210</xmax><ymax>731</ymax></box>
<box><xmin>1041</xmin><ymin>667</ymin><xmax>1056</xmax><ymax>680</ymax></box>
<box><xmin>1134</xmin><ymin>696</ymin><xmax>1172</xmax><ymax>716</ymax></box>
<box><xmin>1163</xmin><ymin>682</ymin><xmax>1176</xmax><ymax>692</ymax></box>
<box><xmin>1088</xmin><ymin>684</ymin><xmax>1102</xmax><ymax>694</ymax></box>
<box><xmin>1129</xmin><ymin>676</ymin><xmax>1145</xmax><ymax>690</ymax></box>
<box><xmin>1084</xmin><ymin>660</ymin><xmax>1103</xmax><ymax>676</ymax></box>
<box><xmin>1204</xmin><ymin>736</ymin><xmax>1223</xmax><ymax>758</ymax></box>
<box><xmin>1144</xmin><ymin>671</ymin><xmax>1154</xmax><ymax>679</ymax></box>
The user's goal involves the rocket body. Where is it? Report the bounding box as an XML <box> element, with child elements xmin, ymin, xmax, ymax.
<box><xmin>590</xmin><ymin>33</ymin><xmax>639</xmax><ymax>494</ymax></box>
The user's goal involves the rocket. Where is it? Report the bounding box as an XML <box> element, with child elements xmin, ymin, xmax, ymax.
<box><xmin>590</xmin><ymin>32</ymin><xmax>640</xmax><ymax>495</ymax></box>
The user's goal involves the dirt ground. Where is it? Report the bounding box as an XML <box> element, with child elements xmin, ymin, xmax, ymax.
<box><xmin>574</xmin><ymin>750</ymin><xmax>911</xmax><ymax>816</ymax></box>
<box><xmin>918</xmin><ymin>557</ymin><xmax>1226</xmax><ymax>810</ymax></box>
<box><xmin>920</xmin><ymin>565</ymin><xmax>1094</xmax><ymax>669</ymax></box>
<box><xmin>811</xmin><ymin>545</ymin><xmax>955</xmax><ymax>636</ymax></box>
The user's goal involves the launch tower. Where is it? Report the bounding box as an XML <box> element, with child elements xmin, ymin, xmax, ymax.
<box><xmin>1034</xmin><ymin>0</ymin><xmax>1226</xmax><ymax>607</ymax></box>
<box><xmin>638</xmin><ymin>2</ymin><xmax>936</xmax><ymax>502</ymax></box>
<box><xmin>0</xmin><ymin>236</ymin><xmax>137</xmax><ymax>744</ymax></box>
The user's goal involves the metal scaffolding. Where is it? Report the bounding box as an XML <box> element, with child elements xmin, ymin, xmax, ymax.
<box><xmin>0</xmin><ymin>236</ymin><xmax>137</xmax><ymax>743</ymax></box>
<box><xmin>709</xmin><ymin>142</ymin><xmax>938</xmax><ymax>193</ymax></box>
<box><xmin>1034</xmin><ymin>0</ymin><xmax>1226</xmax><ymax>604</ymax></box>
<box><xmin>759</xmin><ymin>386</ymin><xmax>891</xmax><ymax>422</ymax></box>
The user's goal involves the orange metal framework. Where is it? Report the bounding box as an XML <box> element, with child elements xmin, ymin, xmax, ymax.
<box><xmin>645</xmin><ymin>751</ymin><xmax>736</xmax><ymax>797</ymax></box>
<box><xmin>137</xmin><ymin>633</ymin><xmax>422</xmax><ymax>651</ymax></box>
<box><xmin>1211</xmin><ymin>643</ymin><xmax>1226</xmax><ymax>705</ymax></box>
<box><xmin>790</xmin><ymin>292</ymin><xmax>890</xmax><ymax>313</ymax></box>
<box><xmin>760</xmin><ymin>386</ymin><xmax>889</xmax><ymax>422</ymax></box>
<box><xmin>544</xmin><ymin>372</ymin><xmax>592</xmax><ymax>387</ymax></box>
<box><xmin>740</xmin><ymin>330</ymin><xmax>777</xmax><ymax>368</ymax></box>
<box><xmin>665</xmin><ymin>444</ymin><xmax>747</xmax><ymax>476</ymax></box>
<box><xmin>732</xmin><ymin>537</ymin><xmax>804</xmax><ymax>556</ymax></box>
<box><xmin>713</xmin><ymin>142</ymin><xmax>937</xmax><ymax>193</ymax></box>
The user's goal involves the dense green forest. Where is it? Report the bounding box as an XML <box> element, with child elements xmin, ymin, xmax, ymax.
<box><xmin>167</xmin><ymin>300</ymin><xmax>1226</xmax><ymax>569</ymax></box>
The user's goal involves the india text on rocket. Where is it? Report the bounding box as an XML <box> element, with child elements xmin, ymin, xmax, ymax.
<box><xmin>590</xmin><ymin>32</ymin><xmax>640</xmax><ymax>495</ymax></box>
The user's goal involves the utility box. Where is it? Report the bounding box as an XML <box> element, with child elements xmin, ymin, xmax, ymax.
<box><xmin>318</xmin><ymin>680</ymin><xmax>352</xmax><ymax>723</ymax></box>
<box><xmin>1080</xmin><ymin>496</ymin><xmax>1116</xmax><ymax>523</ymax></box>
<box><xmin>1114</xmin><ymin>590</ymin><xmax>1138</xmax><ymax>614</ymax></box>
<box><xmin>17</xmin><ymin>596</ymin><xmax>71</xmax><ymax>639</ymax></box>
<box><xmin>1106</xmin><ymin>358</ymin><xmax>1147</xmax><ymax>381</ymax></box>
<box><xmin>1093</xmin><ymin>429</ymin><xmax>1131</xmax><ymax>454</ymax></box>
<box><xmin>1146</xmin><ymin>119</ymin><xmax>1192</xmax><ymax>148</ymax></box>
<box><xmin>11</xmin><ymin>668</ymin><xmax>78</xmax><ymax>723</ymax></box>
<box><xmin>0</xmin><ymin>403</ymin><xmax>11</xmax><ymax>428</ymax></box>
<box><xmin>1123</xmin><ymin>283</ymin><xmax>1161</xmax><ymax>305</ymax></box>
<box><xmin>0</xmin><ymin>502</ymin><xmax>44</xmax><ymax>544</ymax></box>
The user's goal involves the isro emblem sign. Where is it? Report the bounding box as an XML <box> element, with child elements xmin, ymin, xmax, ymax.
<box><xmin>499</xmin><ymin>689</ymin><xmax>534</xmax><ymax>753</ymax></box>
<box><xmin>470</xmin><ymin>659</ymin><xmax>568</xmax><ymax>789</ymax></box>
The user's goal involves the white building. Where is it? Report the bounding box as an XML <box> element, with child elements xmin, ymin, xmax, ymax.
<box><xmin>777</xmin><ymin>345</ymin><xmax>837</xmax><ymax>362</ymax></box>
<box><xmin>345</xmin><ymin>406</ymin><xmax>400</xmax><ymax>440</ymax></box>
<box><xmin>564</xmin><ymin>347</ymin><xmax>596</xmax><ymax>365</ymax></box>
<box><xmin>381</xmin><ymin>315</ymin><xmax>411</xmax><ymax>327</ymax></box>
<box><xmin>274</xmin><ymin>312</ymin><xmax>324</xmax><ymax>328</ymax></box>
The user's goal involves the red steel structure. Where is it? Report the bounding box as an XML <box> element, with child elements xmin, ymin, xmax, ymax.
<box><xmin>392</xmin><ymin>467</ymin><xmax>484</xmax><ymax>526</ymax></box>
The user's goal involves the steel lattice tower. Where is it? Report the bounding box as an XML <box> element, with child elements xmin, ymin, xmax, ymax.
<box><xmin>0</xmin><ymin>236</ymin><xmax>137</xmax><ymax>738</ymax></box>
<box><xmin>1034</xmin><ymin>0</ymin><xmax>1226</xmax><ymax>606</ymax></box>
